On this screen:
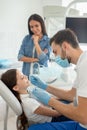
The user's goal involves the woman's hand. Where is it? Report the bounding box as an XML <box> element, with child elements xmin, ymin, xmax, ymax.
<box><xmin>32</xmin><ymin>35</ymin><xmax>39</xmax><ymax>45</ymax></box>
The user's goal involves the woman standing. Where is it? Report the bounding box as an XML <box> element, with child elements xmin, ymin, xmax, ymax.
<box><xmin>18</xmin><ymin>14</ymin><xmax>51</xmax><ymax>78</ymax></box>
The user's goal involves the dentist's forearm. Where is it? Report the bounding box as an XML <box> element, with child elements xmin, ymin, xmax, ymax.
<box><xmin>46</xmin><ymin>85</ymin><xmax>75</xmax><ymax>101</ymax></box>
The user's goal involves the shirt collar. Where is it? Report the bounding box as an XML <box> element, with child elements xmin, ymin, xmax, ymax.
<box><xmin>20</xmin><ymin>94</ymin><xmax>30</xmax><ymax>99</ymax></box>
<box><xmin>39</xmin><ymin>35</ymin><xmax>48</xmax><ymax>41</ymax></box>
<box><xmin>75</xmin><ymin>51</ymin><xmax>87</xmax><ymax>71</ymax></box>
<box><xmin>77</xmin><ymin>51</ymin><xmax>87</xmax><ymax>65</ymax></box>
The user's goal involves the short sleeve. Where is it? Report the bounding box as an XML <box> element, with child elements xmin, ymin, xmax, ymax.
<box><xmin>21</xmin><ymin>97</ymin><xmax>41</xmax><ymax>114</ymax></box>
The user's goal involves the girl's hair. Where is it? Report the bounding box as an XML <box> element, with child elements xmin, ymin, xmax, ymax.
<box><xmin>28</xmin><ymin>13</ymin><xmax>47</xmax><ymax>35</ymax></box>
<box><xmin>1</xmin><ymin>69</ymin><xmax>28</xmax><ymax>130</ymax></box>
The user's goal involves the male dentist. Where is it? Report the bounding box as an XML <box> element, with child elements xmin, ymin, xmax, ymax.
<box><xmin>29</xmin><ymin>28</ymin><xmax>87</xmax><ymax>130</ymax></box>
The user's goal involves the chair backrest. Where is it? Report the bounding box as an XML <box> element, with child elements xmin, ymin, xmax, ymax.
<box><xmin>0</xmin><ymin>80</ymin><xmax>22</xmax><ymax>115</ymax></box>
<box><xmin>0</xmin><ymin>80</ymin><xmax>35</xmax><ymax>130</ymax></box>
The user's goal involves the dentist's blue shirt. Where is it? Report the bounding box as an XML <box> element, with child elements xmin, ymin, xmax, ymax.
<box><xmin>18</xmin><ymin>35</ymin><xmax>51</xmax><ymax>78</ymax></box>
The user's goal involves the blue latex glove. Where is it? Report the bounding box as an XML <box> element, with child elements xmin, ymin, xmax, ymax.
<box><xmin>55</xmin><ymin>56</ymin><xmax>70</xmax><ymax>68</ymax></box>
<box><xmin>31</xmin><ymin>87</ymin><xmax>51</xmax><ymax>105</ymax></box>
<box><xmin>29</xmin><ymin>75</ymin><xmax>48</xmax><ymax>90</ymax></box>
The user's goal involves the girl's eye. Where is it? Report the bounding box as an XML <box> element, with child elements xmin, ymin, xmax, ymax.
<box><xmin>30</xmin><ymin>26</ymin><xmax>33</xmax><ymax>29</ymax></box>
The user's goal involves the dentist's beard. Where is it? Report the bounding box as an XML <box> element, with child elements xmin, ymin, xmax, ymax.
<box><xmin>67</xmin><ymin>57</ymin><xmax>71</xmax><ymax>63</ymax></box>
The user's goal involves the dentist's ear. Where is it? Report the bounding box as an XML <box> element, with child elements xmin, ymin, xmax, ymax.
<box><xmin>62</xmin><ymin>42</ymin><xmax>69</xmax><ymax>50</ymax></box>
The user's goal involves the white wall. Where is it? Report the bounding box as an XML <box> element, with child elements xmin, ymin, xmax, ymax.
<box><xmin>0</xmin><ymin>0</ymin><xmax>43</xmax><ymax>59</ymax></box>
<box><xmin>42</xmin><ymin>0</ymin><xmax>62</xmax><ymax>6</ymax></box>
<box><xmin>62</xmin><ymin>0</ymin><xmax>73</xmax><ymax>7</ymax></box>
<box><xmin>1</xmin><ymin>0</ymin><xmax>87</xmax><ymax>60</ymax></box>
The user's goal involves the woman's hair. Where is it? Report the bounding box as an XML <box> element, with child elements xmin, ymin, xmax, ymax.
<box><xmin>28</xmin><ymin>13</ymin><xmax>47</xmax><ymax>35</ymax></box>
<box><xmin>1</xmin><ymin>69</ymin><xmax>28</xmax><ymax>130</ymax></box>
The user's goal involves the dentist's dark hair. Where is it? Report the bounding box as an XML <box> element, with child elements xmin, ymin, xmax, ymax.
<box><xmin>50</xmin><ymin>28</ymin><xmax>79</xmax><ymax>48</ymax></box>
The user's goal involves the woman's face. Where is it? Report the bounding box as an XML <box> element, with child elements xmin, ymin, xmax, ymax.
<box><xmin>29</xmin><ymin>20</ymin><xmax>42</xmax><ymax>36</ymax></box>
<box><xmin>16</xmin><ymin>70</ymin><xmax>30</xmax><ymax>91</ymax></box>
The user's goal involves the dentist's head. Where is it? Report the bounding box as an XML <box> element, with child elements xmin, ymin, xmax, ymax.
<box><xmin>50</xmin><ymin>28</ymin><xmax>80</xmax><ymax>66</ymax></box>
<box><xmin>50</xmin><ymin>32</ymin><xmax>70</xmax><ymax>68</ymax></box>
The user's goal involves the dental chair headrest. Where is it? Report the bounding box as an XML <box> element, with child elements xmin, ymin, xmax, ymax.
<box><xmin>0</xmin><ymin>80</ymin><xmax>22</xmax><ymax>116</ymax></box>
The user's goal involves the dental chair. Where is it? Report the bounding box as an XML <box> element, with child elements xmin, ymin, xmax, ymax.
<box><xmin>0</xmin><ymin>80</ymin><xmax>36</xmax><ymax>130</ymax></box>
<box><xmin>0</xmin><ymin>80</ymin><xmax>23</xmax><ymax>130</ymax></box>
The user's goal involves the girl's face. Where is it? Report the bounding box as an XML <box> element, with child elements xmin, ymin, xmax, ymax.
<box><xmin>14</xmin><ymin>70</ymin><xmax>30</xmax><ymax>93</ymax></box>
<box><xmin>29</xmin><ymin>20</ymin><xmax>42</xmax><ymax>36</ymax></box>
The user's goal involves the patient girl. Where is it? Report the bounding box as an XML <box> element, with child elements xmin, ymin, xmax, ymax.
<box><xmin>1</xmin><ymin>69</ymin><xmax>61</xmax><ymax>129</ymax></box>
